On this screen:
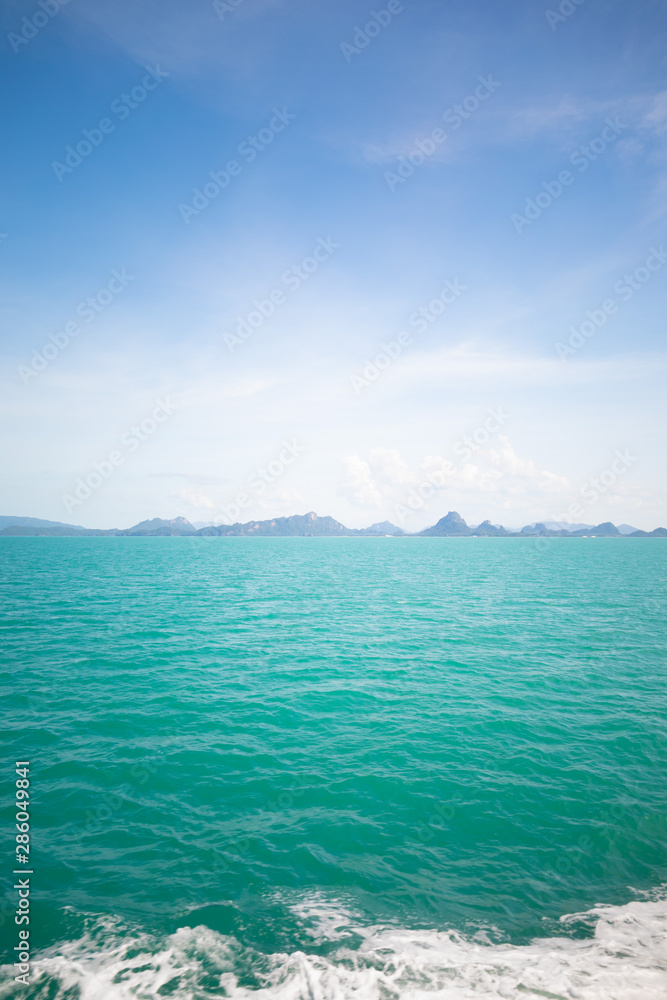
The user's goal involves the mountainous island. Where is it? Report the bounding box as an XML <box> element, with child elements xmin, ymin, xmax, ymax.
<box><xmin>0</xmin><ymin>511</ymin><xmax>665</xmax><ymax>537</ymax></box>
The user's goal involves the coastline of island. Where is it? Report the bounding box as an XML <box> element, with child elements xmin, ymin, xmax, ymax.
<box><xmin>1</xmin><ymin>511</ymin><xmax>666</xmax><ymax>538</ymax></box>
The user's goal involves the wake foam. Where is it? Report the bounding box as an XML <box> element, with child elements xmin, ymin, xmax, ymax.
<box><xmin>1</xmin><ymin>891</ymin><xmax>666</xmax><ymax>999</ymax></box>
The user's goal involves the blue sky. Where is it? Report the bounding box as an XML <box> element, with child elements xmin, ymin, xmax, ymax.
<box><xmin>1</xmin><ymin>0</ymin><xmax>666</xmax><ymax>529</ymax></box>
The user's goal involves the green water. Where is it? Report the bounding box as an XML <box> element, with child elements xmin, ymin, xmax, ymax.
<box><xmin>1</xmin><ymin>537</ymin><xmax>666</xmax><ymax>998</ymax></box>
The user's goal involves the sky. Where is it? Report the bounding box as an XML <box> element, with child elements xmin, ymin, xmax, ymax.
<box><xmin>1</xmin><ymin>0</ymin><xmax>666</xmax><ymax>530</ymax></box>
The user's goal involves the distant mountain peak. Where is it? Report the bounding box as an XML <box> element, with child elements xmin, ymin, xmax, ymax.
<box><xmin>363</xmin><ymin>521</ymin><xmax>404</xmax><ymax>536</ymax></box>
<box><xmin>1</xmin><ymin>511</ymin><xmax>664</xmax><ymax>539</ymax></box>
<box><xmin>0</xmin><ymin>515</ymin><xmax>86</xmax><ymax>530</ymax></box>
<box><xmin>199</xmin><ymin>512</ymin><xmax>354</xmax><ymax>537</ymax></box>
<box><xmin>420</xmin><ymin>511</ymin><xmax>470</xmax><ymax>536</ymax></box>
<box><xmin>128</xmin><ymin>516</ymin><xmax>196</xmax><ymax>535</ymax></box>
<box><xmin>473</xmin><ymin>520</ymin><xmax>508</xmax><ymax>536</ymax></box>
<box><xmin>571</xmin><ymin>521</ymin><xmax>620</xmax><ymax>537</ymax></box>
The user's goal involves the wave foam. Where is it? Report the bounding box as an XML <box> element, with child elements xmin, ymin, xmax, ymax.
<box><xmin>2</xmin><ymin>892</ymin><xmax>667</xmax><ymax>999</ymax></box>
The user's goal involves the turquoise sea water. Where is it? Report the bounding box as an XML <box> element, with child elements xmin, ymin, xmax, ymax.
<box><xmin>1</xmin><ymin>536</ymin><xmax>666</xmax><ymax>998</ymax></box>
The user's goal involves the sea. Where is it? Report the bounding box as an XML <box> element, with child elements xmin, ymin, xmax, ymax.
<box><xmin>1</xmin><ymin>536</ymin><xmax>666</xmax><ymax>999</ymax></box>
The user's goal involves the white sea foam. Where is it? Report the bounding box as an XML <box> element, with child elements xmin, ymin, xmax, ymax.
<box><xmin>1</xmin><ymin>892</ymin><xmax>666</xmax><ymax>999</ymax></box>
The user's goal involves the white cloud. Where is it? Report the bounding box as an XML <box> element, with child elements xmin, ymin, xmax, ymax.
<box><xmin>338</xmin><ymin>437</ymin><xmax>573</xmax><ymax>523</ymax></box>
<box><xmin>506</xmin><ymin>98</ymin><xmax>597</xmax><ymax>138</ymax></box>
<box><xmin>256</xmin><ymin>487</ymin><xmax>305</xmax><ymax>512</ymax></box>
<box><xmin>371</xmin><ymin>347</ymin><xmax>667</xmax><ymax>397</ymax></box>
<box><xmin>488</xmin><ymin>436</ymin><xmax>570</xmax><ymax>494</ymax></box>
<box><xmin>171</xmin><ymin>487</ymin><xmax>216</xmax><ymax>510</ymax></box>
<box><xmin>643</xmin><ymin>91</ymin><xmax>667</xmax><ymax>136</ymax></box>
<box><xmin>367</xmin><ymin>448</ymin><xmax>414</xmax><ymax>486</ymax></box>
<box><xmin>339</xmin><ymin>455</ymin><xmax>383</xmax><ymax>508</ymax></box>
